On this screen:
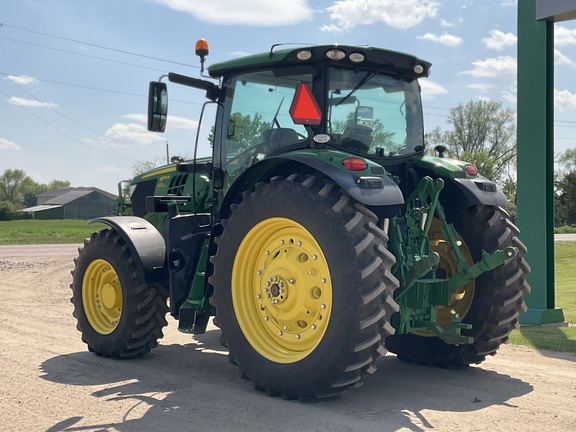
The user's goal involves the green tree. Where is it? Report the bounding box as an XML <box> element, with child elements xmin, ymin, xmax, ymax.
<box><xmin>0</xmin><ymin>200</ymin><xmax>15</xmax><ymax>221</ymax></box>
<box><xmin>426</xmin><ymin>100</ymin><xmax>517</xmax><ymax>184</ymax></box>
<box><xmin>555</xmin><ymin>148</ymin><xmax>576</xmax><ymax>227</ymax></box>
<box><xmin>0</xmin><ymin>169</ymin><xmax>30</xmax><ymax>208</ymax></box>
<box><xmin>132</xmin><ymin>156</ymin><xmax>166</xmax><ymax>177</ymax></box>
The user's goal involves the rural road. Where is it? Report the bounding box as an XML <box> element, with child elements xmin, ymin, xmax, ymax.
<box><xmin>0</xmin><ymin>247</ymin><xmax>575</xmax><ymax>431</ymax></box>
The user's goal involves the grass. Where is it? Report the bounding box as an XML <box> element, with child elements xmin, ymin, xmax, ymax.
<box><xmin>1</xmin><ymin>219</ymin><xmax>575</xmax><ymax>354</ymax></box>
<box><xmin>0</xmin><ymin>219</ymin><xmax>107</xmax><ymax>245</ymax></box>
<box><xmin>508</xmin><ymin>241</ymin><xmax>576</xmax><ymax>354</ymax></box>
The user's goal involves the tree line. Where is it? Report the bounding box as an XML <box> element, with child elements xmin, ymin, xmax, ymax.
<box><xmin>0</xmin><ymin>168</ymin><xmax>70</xmax><ymax>220</ymax></box>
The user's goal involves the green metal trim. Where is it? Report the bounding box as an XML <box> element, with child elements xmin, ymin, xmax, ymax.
<box><xmin>178</xmin><ymin>238</ymin><xmax>212</xmax><ymax>334</ymax></box>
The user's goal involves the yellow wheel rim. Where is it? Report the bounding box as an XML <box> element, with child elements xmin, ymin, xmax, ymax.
<box><xmin>82</xmin><ymin>259</ymin><xmax>123</xmax><ymax>335</ymax></box>
<box><xmin>232</xmin><ymin>217</ymin><xmax>332</xmax><ymax>363</ymax></box>
<box><xmin>413</xmin><ymin>218</ymin><xmax>475</xmax><ymax>336</ymax></box>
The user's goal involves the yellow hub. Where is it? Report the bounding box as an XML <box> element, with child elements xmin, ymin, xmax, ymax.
<box><xmin>232</xmin><ymin>217</ymin><xmax>332</xmax><ymax>363</ymax></box>
<box><xmin>413</xmin><ymin>218</ymin><xmax>475</xmax><ymax>336</ymax></box>
<box><xmin>82</xmin><ymin>259</ymin><xmax>123</xmax><ymax>335</ymax></box>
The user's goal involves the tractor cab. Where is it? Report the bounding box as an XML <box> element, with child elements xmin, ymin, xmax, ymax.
<box><xmin>148</xmin><ymin>43</ymin><xmax>431</xmax><ymax>206</ymax></box>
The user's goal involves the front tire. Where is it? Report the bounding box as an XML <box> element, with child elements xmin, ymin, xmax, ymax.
<box><xmin>71</xmin><ymin>229</ymin><xmax>168</xmax><ymax>358</ymax></box>
<box><xmin>385</xmin><ymin>205</ymin><xmax>531</xmax><ymax>367</ymax></box>
<box><xmin>210</xmin><ymin>175</ymin><xmax>399</xmax><ymax>400</ymax></box>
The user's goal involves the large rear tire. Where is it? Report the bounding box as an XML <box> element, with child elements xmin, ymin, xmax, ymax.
<box><xmin>71</xmin><ymin>229</ymin><xmax>168</xmax><ymax>358</ymax></box>
<box><xmin>385</xmin><ymin>205</ymin><xmax>531</xmax><ymax>367</ymax></box>
<box><xmin>209</xmin><ymin>175</ymin><xmax>399</xmax><ymax>400</ymax></box>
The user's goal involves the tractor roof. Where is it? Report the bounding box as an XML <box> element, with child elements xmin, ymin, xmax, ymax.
<box><xmin>208</xmin><ymin>44</ymin><xmax>432</xmax><ymax>81</ymax></box>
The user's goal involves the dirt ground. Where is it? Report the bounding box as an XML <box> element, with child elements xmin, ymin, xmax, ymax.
<box><xmin>0</xmin><ymin>249</ymin><xmax>575</xmax><ymax>432</ymax></box>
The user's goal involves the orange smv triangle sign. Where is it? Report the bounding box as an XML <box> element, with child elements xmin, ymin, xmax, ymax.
<box><xmin>289</xmin><ymin>82</ymin><xmax>322</xmax><ymax>126</ymax></box>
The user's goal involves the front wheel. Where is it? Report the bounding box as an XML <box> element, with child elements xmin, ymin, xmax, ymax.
<box><xmin>385</xmin><ymin>205</ymin><xmax>531</xmax><ymax>367</ymax></box>
<box><xmin>70</xmin><ymin>229</ymin><xmax>168</xmax><ymax>358</ymax></box>
<box><xmin>209</xmin><ymin>175</ymin><xmax>399</xmax><ymax>400</ymax></box>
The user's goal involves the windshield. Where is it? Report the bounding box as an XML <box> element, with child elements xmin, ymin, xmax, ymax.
<box><xmin>220</xmin><ymin>70</ymin><xmax>310</xmax><ymax>179</ymax></box>
<box><xmin>327</xmin><ymin>67</ymin><xmax>424</xmax><ymax>157</ymax></box>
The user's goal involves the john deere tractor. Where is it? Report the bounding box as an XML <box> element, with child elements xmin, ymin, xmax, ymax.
<box><xmin>71</xmin><ymin>40</ymin><xmax>530</xmax><ymax>400</ymax></box>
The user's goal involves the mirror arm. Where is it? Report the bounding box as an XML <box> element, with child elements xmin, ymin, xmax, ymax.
<box><xmin>167</xmin><ymin>73</ymin><xmax>220</xmax><ymax>101</ymax></box>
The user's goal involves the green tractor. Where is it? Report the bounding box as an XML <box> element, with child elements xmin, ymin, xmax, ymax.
<box><xmin>71</xmin><ymin>40</ymin><xmax>530</xmax><ymax>400</ymax></box>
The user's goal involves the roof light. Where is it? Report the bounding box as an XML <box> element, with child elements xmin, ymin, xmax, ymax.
<box><xmin>342</xmin><ymin>158</ymin><xmax>368</xmax><ymax>171</ymax></box>
<box><xmin>289</xmin><ymin>82</ymin><xmax>322</xmax><ymax>125</ymax></box>
<box><xmin>313</xmin><ymin>134</ymin><xmax>330</xmax><ymax>144</ymax></box>
<box><xmin>465</xmin><ymin>164</ymin><xmax>479</xmax><ymax>176</ymax></box>
<box><xmin>413</xmin><ymin>64</ymin><xmax>424</xmax><ymax>74</ymax></box>
<box><xmin>195</xmin><ymin>39</ymin><xmax>209</xmax><ymax>57</ymax></box>
<box><xmin>326</xmin><ymin>49</ymin><xmax>346</xmax><ymax>60</ymax></box>
<box><xmin>349</xmin><ymin>52</ymin><xmax>365</xmax><ymax>63</ymax></box>
<box><xmin>297</xmin><ymin>50</ymin><xmax>312</xmax><ymax>60</ymax></box>
<box><xmin>195</xmin><ymin>39</ymin><xmax>209</xmax><ymax>74</ymax></box>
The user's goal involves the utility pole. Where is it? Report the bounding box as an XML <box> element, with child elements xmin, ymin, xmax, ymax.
<box><xmin>166</xmin><ymin>140</ymin><xmax>169</xmax><ymax>164</ymax></box>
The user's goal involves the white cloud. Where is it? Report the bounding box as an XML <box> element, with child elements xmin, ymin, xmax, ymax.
<box><xmin>323</xmin><ymin>0</ymin><xmax>439</xmax><ymax>31</ymax></box>
<box><xmin>0</xmin><ymin>138</ymin><xmax>20</xmax><ymax>150</ymax></box>
<box><xmin>555</xmin><ymin>25</ymin><xmax>576</xmax><ymax>46</ymax></box>
<box><xmin>482</xmin><ymin>30</ymin><xmax>516</xmax><ymax>51</ymax></box>
<box><xmin>105</xmin><ymin>123</ymin><xmax>164</xmax><ymax>146</ymax></box>
<box><xmin>462</xmin><ymin>56</ymin><xmax>516</xmax><ymax>77</ymax></box>
<box><xmin>8</xmin><ymin>97</ymin><xmax>57</xmax><ymax>108</ymax></box>
<box><xmin>122</xmin><ymin>113</ymin><xmax>197</xmax><ymax>129</ymax></box>
<box><xmin>500</xmin><ymin>0</ymin><xmax>517</xmax><ymax>7</ymax></box>
<box><xmin>417</xmin><ymin>32</ymin><xmax>462</xmax><ymax>47</ymax></box>
<box><xmin>440</xmin><ymin>18</ymin><xmax>456</xmax><ymax>27</ymax></box>
<box><xmin>419</xmin><ymin>79</ymin><xmax>448</xmax><ymax>100</ymax></box>
<box><xmin>4</xmin><ymin>75</ymin><xmax>38</xmax><ymax>85</ymax></box>
<box><xmin>555</xmin><ymin>89</ymin><xmax>576</xmax><ymax>111</ymax></box>
<box><xmin>501</xmin><ymin>81</ymin><xmax>517</xmax><ymax>104</ymax></box>
<box><xmin>152</xmin><ymin>0</ymin><xmax>312</xmax><ymax>26</ymax></box>
<box><xmin>555</xmin><ymin>49</ymin><xmax>574</xmax><ymax>66</ymax></box>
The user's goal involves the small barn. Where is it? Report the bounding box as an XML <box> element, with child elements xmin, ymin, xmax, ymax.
<box><xmin>21</xmin><ymin>187</ymin><xmax>117</xmax><ymax>220</ymax></box>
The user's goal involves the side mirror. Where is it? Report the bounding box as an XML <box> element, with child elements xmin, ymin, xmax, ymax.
<box><xmin>148</xmin><ymin>81</ymin><xmax>168</xmax><ymax>132</ymax></box>
<box><xmin>355</xmin><ymin>106</ymin><xmax>373</xmax><ymax>128</ymax></box>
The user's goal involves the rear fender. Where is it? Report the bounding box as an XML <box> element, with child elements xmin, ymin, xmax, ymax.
<box><xmin>220</xmin><ymin>151</ymin><xmax>404</xmax><ymax>219</ymax></box>
<box><xmin>90</xmin><ymin>216</ymin><xmax>166</xmax><ymax>284</ymax></box>
<box><xmin>411</xmin><ymin>157</ymin><xmax>509</xmax><ymax>221</ymax></box>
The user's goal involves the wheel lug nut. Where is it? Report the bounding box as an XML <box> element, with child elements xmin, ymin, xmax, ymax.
<box><xmin>278</xmin><ymin>289</ymin><xmax>284</xmax><ymax>293</ymax></box>
<box><xmin>257</xmin><ymin>270</ymin><xmax>261</xmax><ymax>275</ymax></box>
<box><xmin>264</xmin><ymin>316</ymin><xmax>269</xmax><ymax>321</ymax></box>
<box><xmin>278</xmin><ymin>331</ymin><xmax>283</xmax><ymax>336</ymax></box>
<box><xmin>312</xmin><ymin>255</ymin><xmax>317</xmax><ymax>260</ymax></box>
<box><xmin>311</xmin><ymin>324</ymin><xmax>316</xmax><ymax>329</ymax></box>
<box><xmin>296</xmin><ymin>241</ymin><xmax>302</xmax><ymax>246</ymax></box>
<box><xmin>265</xmin><ymin>250</ymin><xmax>270</xmax><ymax>255</ymax></box>
<box><xmin>321</xmin><ymin>278</ymin><xmax>326</xmax><ymax>283</ymax></box>
<box><xmin>289</xmin><ymin>278</ymin><xmax>296</xmax><ymax>284</ymax></box>
<box><xmin>321</xmin><ymin>304</ymin><xmax>326</xmax><ymax>309</ymax></box>
<box><xmin>257</xmin><ymin>294</ymin><xmax>261</xmax><ymax>299</ymax></box>
<box><xmin>295</xmin><ymin>334</ymin><xmax>301</xmax><ymax>339</ymax></box>
<box><xmin>280</xmin><ymin>240</ymin><xmax>285</xmax><ymax>245</ymax></box>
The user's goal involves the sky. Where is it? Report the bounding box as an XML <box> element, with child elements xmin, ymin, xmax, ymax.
<box><xmin>2</xmin><ymin>0</ymin><xmax>576</xmax><ymax>194</ymax></box>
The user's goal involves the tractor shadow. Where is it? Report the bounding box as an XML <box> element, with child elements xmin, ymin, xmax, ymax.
<box><xmin>40</xmin><ymin>328</ymin><xmax>533</xmax><ymax>432</ymax></box>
